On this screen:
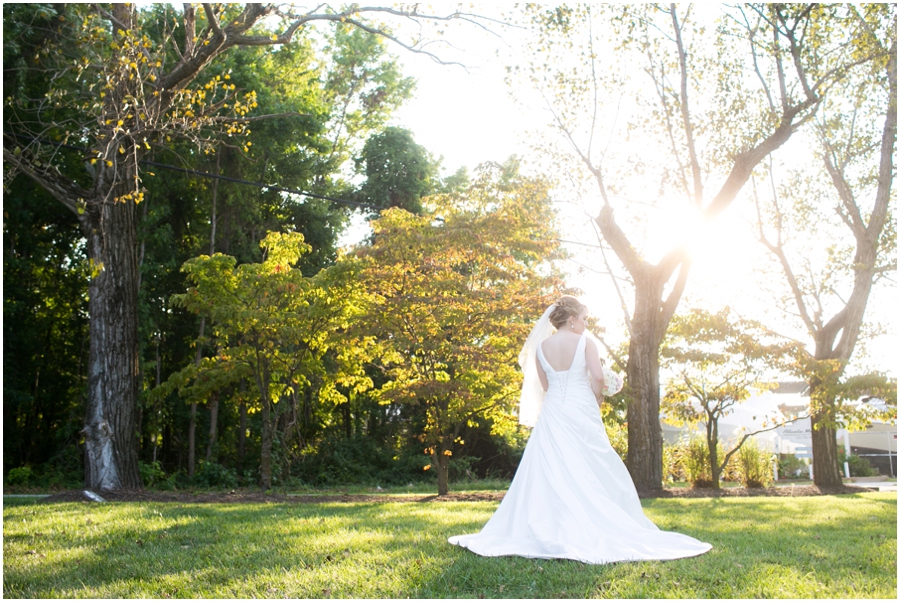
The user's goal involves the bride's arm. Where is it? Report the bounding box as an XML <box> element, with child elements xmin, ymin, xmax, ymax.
<box><xmin>534</xmin><ymin>354</ymin><xmax>549</xmax><ymax>392</ymax></box>
<box><xmin>585</xmin><ymin>338</ymin><xmax>605</xmax><ymax>402</ymax></box>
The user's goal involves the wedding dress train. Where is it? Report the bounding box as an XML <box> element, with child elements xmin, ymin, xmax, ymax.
<box><xmin>448</xmin><ymin>332</ymin><xmax>712</xmax><ymax>564</ymax></box>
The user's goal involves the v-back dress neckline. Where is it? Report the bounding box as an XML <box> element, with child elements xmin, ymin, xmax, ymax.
<box><xmin>538</xmin><ymin>332</ymin><xmax>586</xmax><ymax>373</ymax></box>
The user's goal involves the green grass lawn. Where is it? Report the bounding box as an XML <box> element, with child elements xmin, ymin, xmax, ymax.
<box><xmin>3</xmin><ymin>491</ymin><xmax>895</xmax><ymax>598</ymax></box>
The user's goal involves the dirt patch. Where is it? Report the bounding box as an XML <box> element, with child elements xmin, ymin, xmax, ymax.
<box><xmin>39</xmin><ymin>485</ymin><xmax>874</xmax><ymax>505</ymax></box>
<box><xmin>638</xmin><ymin>484</ymin><xmax>875</xmax><ymax>499</ymax></box>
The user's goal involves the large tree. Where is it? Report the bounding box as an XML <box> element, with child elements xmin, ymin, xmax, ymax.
<box><xmin>513</xmin><ymin>4</ymin><xmax>884</xmax><ymax>492</ymax></box>
<box><xmin>754</xmin><ymin>5</ymin><xmax>896</xmax><ymax>487</ymax></box>
<box><xmin>2</xmin><ymin>3</ymin><xmax>491</xmax><ymax>490</ymax></box>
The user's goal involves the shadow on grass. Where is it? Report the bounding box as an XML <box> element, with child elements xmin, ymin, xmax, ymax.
<box><xmin>4</xmin><ymin>493</ymin><xmax>896</xmax><ymax>598</ymax></box>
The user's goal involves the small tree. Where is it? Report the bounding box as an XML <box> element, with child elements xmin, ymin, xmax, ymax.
<box><xmin>661</xmin><ymin>308</ymin><xmax>801</xmax><ymax>489</ymax></box>
<box><xmin>355</xmin><ymin>160</ymin><xmax>565</xmax><ymax>494</ymax></box>
<box><xmin>169</xmin><ymin>232</ymin><xmax>367</xmax><ymax>489</ymax></box>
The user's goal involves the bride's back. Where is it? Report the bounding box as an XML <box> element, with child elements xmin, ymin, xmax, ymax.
<box><xmin>540</xmin><ymin>331</ymin><xmax>583</xmax><ymax>372</ymax></box>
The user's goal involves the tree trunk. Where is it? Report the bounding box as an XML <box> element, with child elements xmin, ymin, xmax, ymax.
<box><xmin>810</xmin><ymin>410</ymin><xmax>841</xmax><ymax>486</ymax></box>
<box><xmin>342</xmin><ymin>401</ymin><xmax>352</xmax><ymax>439</ymax></box>
<box><xmin>260</xmin><ymin>396</ymin><xmax>273</xmax><ymax>489</ymax></box>
<box><xmin>205</xmin><ymin>392</ymin><xmax>219</xmax><ymax>464</ymax></box>
<box><xmin>238</xmin><ymin>398</ymin><xmax>247</xmax><ymax>469</ymax></box>
<box><xmin>259</xmin><ymin>367</ymin><xmax>273</xmax><ymax>490</ymax></box>
<box><xmin>188</xmin><ymin>401</ymin><xmax>197</xmax><ymax>477</ymax></box>
<box><xmin>188</xmin><ymin>317</ymin><xmax>205</xmax><ymax>478</ymax></box>
<box><xmin>435</xmin><ymin>449</ymin><xmax>450</xmax><ymax>496</ymax></box>
<box><xmin>81</xmin><ymin>195</ymin><xmax>142</xmax><ymax>490</ymax></box>
<box><xmin>809</xmin><ymin>372</ymin><xmax>843</xmax><ymax>487</ymax></box>
<box><xmin>625</xmin><ymin>337</ymin><xmax>662</xmax><ymax>493</ymax></box>
<box><xmin>624</xmin><ymin>273</ymin><xmax>672</xmax><ymax>493</ymax></box>
<box><xmin>708</xmin><ymin>419</ymin><xmax>720</xmax><ymax>490</ymax></box>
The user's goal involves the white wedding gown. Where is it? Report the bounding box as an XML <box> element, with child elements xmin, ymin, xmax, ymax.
<box><xmin>448</xmin><ymin>333</ymin><xmax>712</xmax><ymax>564</ymax></box>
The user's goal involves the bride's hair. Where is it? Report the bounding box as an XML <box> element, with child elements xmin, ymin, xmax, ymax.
<box><xmin>549</xmin><ymin>295</ymin><xmax>586</xmax><ymax>329</ymax></box>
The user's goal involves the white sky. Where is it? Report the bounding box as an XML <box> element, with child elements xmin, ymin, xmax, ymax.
<box><xmin>339</xmin><ymin>7</ymin><xmax>896</xmax><ymax>378</ymax></box>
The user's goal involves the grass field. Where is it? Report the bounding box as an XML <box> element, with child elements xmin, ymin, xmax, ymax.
<box><xmin>3</xmin><ymin>491</ymin><xmax>896</xmax><ymax>598</ymax></box>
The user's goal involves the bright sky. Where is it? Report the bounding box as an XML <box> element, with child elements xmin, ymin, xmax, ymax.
<box><xmin>340</xmin><ymin>8</ymin><xmax>896</xmax><ymax>378</ymax></box>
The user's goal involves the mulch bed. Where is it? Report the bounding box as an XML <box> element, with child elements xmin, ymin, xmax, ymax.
<box><xmin>38</xmin><ymin>484</ymin><xmax>875</xmax><ymax>505</ymax></box>
<box><xmin>637</xmin><ymin>484</ymin><xmax>875</xmax><ymax>499</ymax></box>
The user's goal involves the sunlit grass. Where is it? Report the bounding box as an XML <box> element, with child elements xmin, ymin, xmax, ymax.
<box><xmin>3</xmin><ymin>492</ymin><xmax>895</xmax><ymax>598</ymax></box>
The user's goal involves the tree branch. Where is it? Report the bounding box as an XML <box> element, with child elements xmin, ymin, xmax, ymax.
<box><xmin>670</xmin><ymin>4</ymin><xmax>703</xmax><ymax>206</ymax></box>
<box><xmin>2</xmin><ymin>145</ymin><xmax>88</xmax><ymax>217</ymax></box>
<box><xmin>590</xmin><ymin>217</ymin><xmax>634</xmax><ymax>335</ymax></box>
<box><xmin>659</xmin><ymin>256</ymin><xmax>691</xmax><ymax>329</ymax></box>
<box><xmin>595</xmin><ymin>204</ymin><xmax>643</xmax><ymax>275</ymax></box>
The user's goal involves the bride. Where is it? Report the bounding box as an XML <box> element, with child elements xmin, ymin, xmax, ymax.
<box><xmin>448</xmin><ymin>296</ymin><xmax>712</xmax><ymax>564</ymax></box>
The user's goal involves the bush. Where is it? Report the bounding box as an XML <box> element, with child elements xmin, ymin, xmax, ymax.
<box><xmin>838</xmin><ymin>448</ymin><xmax>878</xmax><ymax>477</ymax></box>
<box><xmin>139</xmin><ymin>461</ymin><xmax>166</xmax><ymax>488</ymax></box>
<box><xmin>155</xmin><ymin>470</ymin><xmax>184</xmax><ymax>491</ymax></box>
<box><xmin>777</xmin><ymin>454</ymin><xmax>806</xmax><ymax>478</ymax></box>
<box><xmin>663</xmin><ymin>441</ymin><xmax>685</xmax><ymax>484</ymax></box>
<box><xmin>7</xmin><ymin>466</ymin><xmax>34</xmax><ymax>486</ymax></box>
<box><xmin>683</xmin><ymin>437</ymin><xmax>714</xmax><ymax>488</ymax></box>
<box><xmin>194</xmin><ymin>462</ymin><xmax>238</xmax><ymax>489</ymax></box>
<box><xmin>448</xmin><ymin>455</ymin><xmax>480</xmax><ymax>482</ymax></box>
<box><xmin>738</xmin><ymin>439</ymin><xmax>774</xmax><ymax>488</ymax></box>
<box><xmin>294</xmin><ymin>435</ymin><xmax>428</xmax><ymax>487</ymax></box>
<box><xmin>605</xmin><ymin>421</ymin><xmax>628</xmax><ymax>462</ymax></box>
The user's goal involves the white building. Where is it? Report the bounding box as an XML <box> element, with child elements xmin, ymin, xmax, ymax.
<box><xmin>661</xmin><ymin>382</ymin><xmax>897</xmax><ymax>476</ymax></box>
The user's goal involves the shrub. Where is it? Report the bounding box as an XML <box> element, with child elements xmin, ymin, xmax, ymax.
<box><xmin>683</xmin><ymin>437</ymin><xmax>714</xmax><ymax>488</ymax></box>
<box><xmin>738</xmin><ymin>439</ymin><xmax>774</xmax><ymax>488</ymax></box>
<box><xmin>838</xmin><ymin>448</ymin><xmax>878</xmax><ymax>477</ymax></box>
<box><xmin>139</xmin><ymin>461</ymin><xmax>166</xmax><ymax>488</ymax></box>
<box><xmin>155</xmin><ymin>470</ymin><xmax>184</xmax><ymax>491</ymax></box>
<box><xmin>663</xmin><ymin>441</ymin><xmax>685</xmax><ymax>484</ymax></box>
<box><xmin>194</xmin><ymin>462</ymin><xmax>239</xmax><ymax>489</ymax></box>
<box><xmin>605</xmin><ymin>421</ymin><xmax>628</xmax><ymax>462</ymax></box>
<box><xmin>777</xmin><ymin>454</ymin><xmax>806</xmax><ymax>478</ymax></box>
<box><xmin>7</xmin><ymin>466</ymin><xmax>34</xmax><ymax>486</ymax></box>
<box><xmin>448</xmin><ymin>455</ymin><xmax>480</xmax><ymax>482</ymax></box>
<box><xmin>294</xmin><ymin>435</ymin><xmax>428</xmax><ymax>487</ymax></box>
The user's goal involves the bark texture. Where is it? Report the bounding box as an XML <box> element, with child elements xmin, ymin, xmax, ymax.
<box><xmin>81</xmin><ymin>188</ymin><xmax>142</xmax><ymax>490</ymax></box>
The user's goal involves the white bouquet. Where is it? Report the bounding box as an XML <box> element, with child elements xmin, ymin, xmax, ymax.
<box><xmin>601</xmin><ymin>366</ymin><xmax>624</xmax><ymax>396</ymax></box>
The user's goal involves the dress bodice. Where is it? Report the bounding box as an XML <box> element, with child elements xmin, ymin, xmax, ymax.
<box><xmin>537</xmin><ymin>333</ymin><xmax>591</xmax><ymax>400</ymax></box>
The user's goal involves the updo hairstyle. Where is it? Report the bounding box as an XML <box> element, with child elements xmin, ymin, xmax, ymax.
<box><xmin>549</xmin><ymin>296</ymin><xmax>586</xmax><ymax>329</ymax></box>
